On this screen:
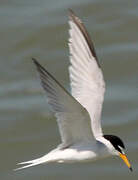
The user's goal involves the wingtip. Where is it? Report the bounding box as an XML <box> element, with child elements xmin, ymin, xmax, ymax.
<box><xmin>68</xmin><ymin>8</ymin><xmax>75</xmax><ymax>17</ymax></box>
<box><xmin>32</xmin><ymin>58</ymin><xmax>42</xmax><ymax>69</ymax></box>
<box><xmin>68</xmin><ymin>9</ymin><xmax>100</xmax><ymax>68</ymax></box>
<box><xmin>68</xmin><ymin>9</ymin><xmax>80</xmax><ymax>22</ymax></box>
<box><xmin>32</xmin><ymin>57</ymin><xmax>38</xmax><ymax>65</ymax></box>
<box><xmin>68</xmin><ymin>8</ymin><xmax>74</xmax><ymax>21</ymax></box>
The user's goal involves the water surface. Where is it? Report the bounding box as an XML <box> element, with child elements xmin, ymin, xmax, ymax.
<box><xmin>0</xmin><ymin>0</ymin><xmax>138</xmax><ymax>179</ymax></box>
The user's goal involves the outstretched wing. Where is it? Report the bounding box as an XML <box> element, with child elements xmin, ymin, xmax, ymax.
<box><xmin>33</xmin><ymin>58</ymin><xmax>93</xmax><ymax>146</ymax></box>
<box><xmin>68</xmin><ymin>10</ymin><xmax>105</xmax><ymax>138</ymax></box>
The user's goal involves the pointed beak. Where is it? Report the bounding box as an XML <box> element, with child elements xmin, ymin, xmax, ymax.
<box><xmin>119</xmin><ymin>153</ymin><xmax>133</xmax><ymax>172</ymax></box>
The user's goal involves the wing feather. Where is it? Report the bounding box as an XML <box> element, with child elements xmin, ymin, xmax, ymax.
<box><xmin>68</xmin><ymin>10</ymin><xmax>105</xmax><ymax>138</ymax></box>
<box><xmin>33</xmin><ymin>58</ymin><xmax>93</xmax><ymax>145</ymax></box>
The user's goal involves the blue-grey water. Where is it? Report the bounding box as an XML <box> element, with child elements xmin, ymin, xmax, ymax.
<box><xmin>0</xmin><ymin>0</ymin><xmax>138</xmax><ymax>179</ymax></box>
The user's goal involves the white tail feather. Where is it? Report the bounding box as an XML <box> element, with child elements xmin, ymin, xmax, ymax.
<box><xmin>14</xmin><ymin>162</ymin><xmax>41</xmax><ymax>171</ymax></box>
<box><xmin>14</xmin><ymin>148</ymin><xmax>61</xmax><ymax>170</ymax></box>
<box><xmin>14</xmin><ymin>156</ymin><xmax>51</xmax><ymax>171</ymax></box>
<box><xmin>17</xmin><ymin>157</ymin><xmax>41</xmax><ymax>165</ymax></box>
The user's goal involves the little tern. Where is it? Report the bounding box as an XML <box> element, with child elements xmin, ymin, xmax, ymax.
<box><xmin>16</xmin><ymin>9</ymin><xmax>132</xmax><ymax>171</ymax></box>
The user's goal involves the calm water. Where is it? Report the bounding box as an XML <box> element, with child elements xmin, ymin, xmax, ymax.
<box><xmin>0</xmin><ymin>0</ymin><xmax>138</xmax><ymax>179</ymax></box>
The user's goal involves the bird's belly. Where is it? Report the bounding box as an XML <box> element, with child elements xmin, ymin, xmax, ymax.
<box><xmin>60</xmin><ymin>150</ymin><xmax>97</xmax><ymax>163</ymax></box>
<box><xmin>49</xmin><ymin>143</ymin><xmax>101</xmax><ymax>163</ymax></box>
<box><xmin>46</xmin><ymin>141</ymin><xmax>111</xmax><ymax>163</ymax></box>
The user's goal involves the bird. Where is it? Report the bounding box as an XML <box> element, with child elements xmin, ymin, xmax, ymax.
<box><xmin>15</xmin><ymin>9</ymin><xmax>132</xmax><ymax>171</ymax></box>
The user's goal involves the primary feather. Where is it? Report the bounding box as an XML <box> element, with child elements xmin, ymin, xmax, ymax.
<box><xmin>32</xmin><ymin>59</ymin><xmax>93</xmax><ymax>145</ymax></box>
<box><xmin>68</xmin><ymin>10</ymin><xmax>105</xmax><ymax>138</ymax></box>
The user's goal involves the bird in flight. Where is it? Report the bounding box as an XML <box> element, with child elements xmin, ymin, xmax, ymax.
<box><xmin>16</xmin><ymin>9</ymin><xmax>132</xmax><ymax>171</ymax></box>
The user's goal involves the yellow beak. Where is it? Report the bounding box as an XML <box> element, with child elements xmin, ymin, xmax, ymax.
<box><xmin>119</xmin><ymin>153</ymin><xmax>132</xmax><ymax>171</ymax></box>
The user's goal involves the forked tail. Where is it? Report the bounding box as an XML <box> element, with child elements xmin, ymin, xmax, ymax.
<box><xmin>14</xmin><ymin>156</ymin><xmax>51</xmax><ymax>171</ymax></box>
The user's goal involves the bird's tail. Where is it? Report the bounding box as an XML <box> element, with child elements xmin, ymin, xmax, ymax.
<box><xmin>14</xmin><ymin>156</ymin><xmax>51</xmax><ymax>171</ymax></box>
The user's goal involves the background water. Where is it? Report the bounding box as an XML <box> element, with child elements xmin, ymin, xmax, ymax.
<box><xmin>0</xmin><ymin>0</ymin><xmax>138</xmax><ymax>179</ymax></box>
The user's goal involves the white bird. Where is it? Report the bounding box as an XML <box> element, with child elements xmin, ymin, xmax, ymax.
<box><xmin>16</xmin><ymin>9</ymin><xmax>132</xmax><ymax>171</ymax></box>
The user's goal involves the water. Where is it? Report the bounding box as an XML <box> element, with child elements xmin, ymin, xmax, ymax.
<box><xmin>0</xmin><ymin>0</ymin><xmax>138</xmax><ymax>179</ymax></box>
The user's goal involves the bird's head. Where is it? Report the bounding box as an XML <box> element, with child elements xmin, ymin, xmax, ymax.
<box><xmin>103</xmin><ymin>135</ymin><xmax>132</xmax><ymax>172</ymax></box>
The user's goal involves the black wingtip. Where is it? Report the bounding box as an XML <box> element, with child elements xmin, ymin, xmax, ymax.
<box><xmin>32</xmin><ymin>58</ymin><xmax>43</xmax><ymax>69</ymax></box>
<box><xmin>32</xmin><ymin>57</ymin><xmax>38</xmax><ymax>65</ymax></box>
<box><xmin>68</xmin><ymin>9</ymin><xmax>80</xmax><ymax>22</ymax></box>
<box><xmin>68</xmin><ymin>9</ymin><xmax>100</xmax><ymax>68</ymax></box>
<box><xmin>68</xmin><ymin>8</ymin><xmax>75</xmax><ymax>17</ymax></box>
<box><xmin>68</xmin><ymin>8</ymin><xmax>74</xmax><ymax>21</ymax></box>
<box><xmin>32</xmin><ymin>58</ymin><xmax>44</xmax><ymax>72</ymax></box>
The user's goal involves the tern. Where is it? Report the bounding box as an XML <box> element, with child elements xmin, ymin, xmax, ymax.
<box><xmin>16</xmin><ymin>9</ymin><xmax>132</xmax><ymax>171</ymax></box>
